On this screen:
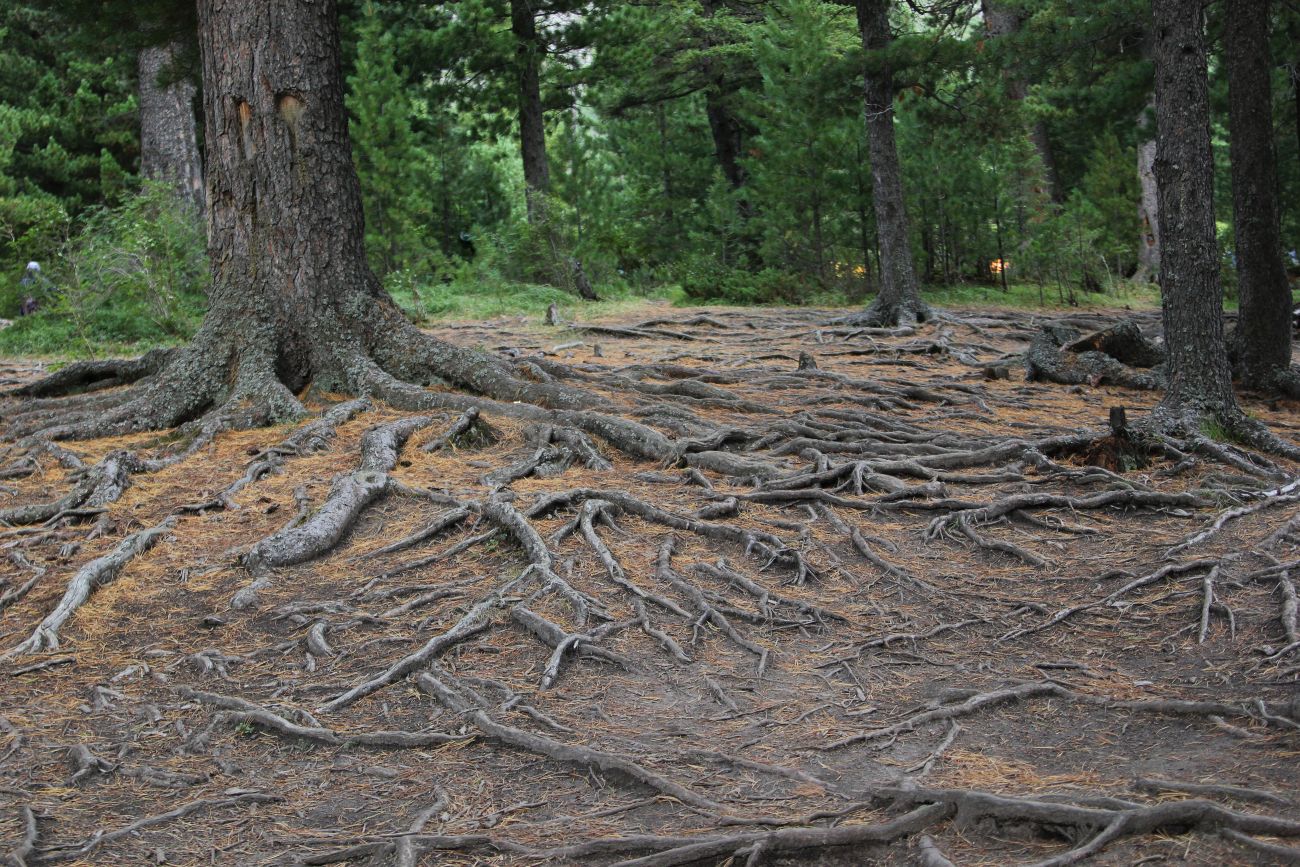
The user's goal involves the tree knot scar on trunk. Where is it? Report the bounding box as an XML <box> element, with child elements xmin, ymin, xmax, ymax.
<box><xmin>236</xmin><ymin>99</ymin><xmax>255</xmax><ymax>158</ymax></box>
<box><xmin>276</xmin><ymin>92</ymin><xmax>305</xmax><ymax>151</ymax></box>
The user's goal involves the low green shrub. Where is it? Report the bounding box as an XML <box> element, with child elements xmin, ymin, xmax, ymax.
<box><xmin>0</xmin><ymin>183</ymin><xmax>208</xmax><ymax>356</ymax></box>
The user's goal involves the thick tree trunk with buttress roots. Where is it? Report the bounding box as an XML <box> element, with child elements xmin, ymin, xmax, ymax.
<box><xmin>1148</xmin><ymin>0</ymin><xmax>1240</xmax><ymax>428</ymax></box>
<box><xmin>11</xmin><ymin>0</ymin><xmax>611</xmax><ymax>444</ymax></box>
<box><xmin>1225</xmin><ymin>0</ymin><xmax>1297</xmax><ymax>394</ymax></box>
<box><xmin>853</xmin><ymin>0</ymin><xmax>930</xmax><ymax>327</ymax></box>
<box><xmin>138</xmin><ymin>41</ymin><xmax>204</xmax><ymax>210</ymax></box>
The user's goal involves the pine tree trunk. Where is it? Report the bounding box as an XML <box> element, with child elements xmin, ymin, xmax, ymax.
<box><xmin>1226</xmin><ymin>0</ymin><xmax>1294</xmax><ymax>390</ymax></box>
<box><xmin>137</xmin><ymin>41</ymin><xmax>204</xmax><ymax>210</ymax></box>
<box><xmin>194</xmin><ymin>0</ymin><xmax>389</xmax><ymax>397</ymax></box>
<box><xmin>10</xmin><ymin>0</ymin><xmax>607</xmax><ymax>442</ymax></box>
<box><xmin>1134</xmin><ymin>98</ymin><xmax>1161</xmax><ymax>284</ymax></box>
<box><xmin>510</xmin><ymin>0</ymin><xmax>551</xmax><ymax>224</ymax></box>
<box><xmin>854</xmin><ymin>0</ymin><xmax>929</xmax><ymax>325</ymax></box>
<box><xmin>1149</xmin><ymin>0</ymin><xmax>1239</xmax><ymax>423</ymax></box>
<box><xmin>980</xmin><ymin>0</ymin><xmax>1062</xmax><ymax>203</ymax></box>
<box><xmin>700</xmin><ymin>0</ymin><xmax>757</xmax><ymax>266</ymax></box>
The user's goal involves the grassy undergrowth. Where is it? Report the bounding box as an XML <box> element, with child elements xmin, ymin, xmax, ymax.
<box><xmin>922</xmin><ymin>280</ymin><xmax>1163</xmax><ymax>311</ymax></box>
<box><xmin>0</xmin><ymin>275</ymin><xmax>1174</xmax><ymax>361</ymax></box>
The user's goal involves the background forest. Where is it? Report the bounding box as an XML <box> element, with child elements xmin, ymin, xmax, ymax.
<box><xmin>1</xmin><ymin>0</ymin><xmax>1298</xmax><ymax>355</ymax></box>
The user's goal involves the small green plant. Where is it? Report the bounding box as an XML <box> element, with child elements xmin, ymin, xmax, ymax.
<box><xmin>0</xmin><ymin>183</ymin><xmax>208</xmax><ymax>356</ymax></box>
<box><xmin>1199</xmin><ymin>417</ymin><xmax>1232</xmax><ymax>443</ymax></box>
<box><xmin>233</xmin><ymin>720</ymin><xmax>258</xmax><ymax>738</ymax></box>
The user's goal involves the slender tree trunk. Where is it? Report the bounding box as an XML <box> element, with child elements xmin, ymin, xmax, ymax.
<box><xmin>1149</xmin><ymin>0</ymin><xmax>1239</xmax><ymax>424</ymax></box>
<box><xmin>854</xmin><ymin>0</ymin><xmax>930</xmax><ymax>325</ymax></box>
<box><xmin>507</xmin><ymin>0</ymin><xmax>597</xmax><ymax>299</ymax></box>
<box><xmin>510</xmin><ymin>0</ymin><xmax>551</xmax><ymax>224</ymax></box>
<box><xmin>980</xmin><ymin>0</ymin><xmax>1062</xmax><ymax>203</ymax></box>
<box><xmin>1226</xmin><ymin>0</ymin><xmax>1295</xmax><ymax>391</ymax></box>
<box><xmin>700</xmin><ymin>0</ymin><xmax>757</xmax><ymax>266</ymax></box>
<box><xmin>137</xmin><ymin>40</ymin><xmax>204</xmax><ymax>210</ymax></box>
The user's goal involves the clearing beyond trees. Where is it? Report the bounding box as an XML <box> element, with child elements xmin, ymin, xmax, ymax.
<box><xmin>1</xmin><ymin>303</ymin><xmax>1297</xmax><ymax>866</ymax></box>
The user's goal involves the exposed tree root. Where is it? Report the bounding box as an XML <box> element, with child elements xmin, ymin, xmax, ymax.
<box><xmin>3</xmin><ymin>805</ymin><xmax>37</xmax><ymax>867</ymax></box>
<box><xmin>2</xmin><ymin>518</ymin><xmax>175</xmax><ymax>659</ymax></box>
<box><xmin>33</xmin><ymin>792</ymin><xmax>280</xmax><ymax>863</ymax></box>
<box><xmin>3</xmin><ymin>307</ymin><xmax>1299</xmax><ymax>865</ymax></box>
<box><xmin>605</xmin><ymin>802</ymin><xmax>950</xmax><ymax>867</ymax></box>
<box><xmin>415</xmin><ymin>670</ymin><xmax>728</xmax><ymax>814</ymax></box>
<box><xmin>1025</xmin><ymin>322</ymin><xmax>1165</xmax><ymax>390</ymax></box>
<box><xmin>888</xmin><ymin>786</ymin><xmax>1300</xmax><ymax>867</ymax></box>
<box><xmin>824</xmin><ymin>680</ymin><xmax>1296</xmax><ymax>751</ymax></box>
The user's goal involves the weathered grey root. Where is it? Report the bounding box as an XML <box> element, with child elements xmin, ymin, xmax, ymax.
<box><xmin>35</xmin><ymin>792</ymin><xmax>281</xmax><ymax>863</ymax></box>
<box><xmin>4</xmin><ymin>805</ymin><xmax>37</xmax><ymax>867</ymax></box>
<box><xmin>2</xmin><ymin>518</ymin><xmax>176</xmax><ymax>659</ymax></box>
<box><xmin>243</xmin><ymin>416</ymin><xmax>432</xmax><ymax>574</ymax></box>
<box><xmin>1025</xmin><ymin>323</ymin><xmax>1164</xmax><ymax>390</ymax></box>
<box><xmin>607</xmin><ymin>803</ymin><xmax>950</xmax><ymax>867</ymax></box>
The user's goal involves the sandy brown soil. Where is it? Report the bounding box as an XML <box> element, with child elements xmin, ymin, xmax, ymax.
<box><xmin>0</xmin><ymin>303</ymin><xmax>1297</xmax><ymax>866</ymax></box>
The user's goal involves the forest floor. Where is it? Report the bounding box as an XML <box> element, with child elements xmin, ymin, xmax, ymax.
<box><xmin>0</xmin><ymin>302</ymin><xmax>1298</xmax><ymax>866</ymax></box>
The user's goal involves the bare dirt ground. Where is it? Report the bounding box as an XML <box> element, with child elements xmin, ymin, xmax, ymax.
<box><xmin>1</xmin><ymin>303</ymin><xmax>1298</xmax><ymax>866</ymax></box>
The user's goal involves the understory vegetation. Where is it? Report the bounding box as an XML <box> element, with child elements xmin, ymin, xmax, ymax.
<box><xmin>4</xmin><ymin>0</ymin><xmax>1298</xmax><ymax>350</ymax></box>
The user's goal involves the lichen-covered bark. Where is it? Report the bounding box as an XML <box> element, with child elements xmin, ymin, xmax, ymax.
<box><xmin>1134</xmin><ymin>101</ymin><xmax>1160</xmax><ymax>284</ymax></box>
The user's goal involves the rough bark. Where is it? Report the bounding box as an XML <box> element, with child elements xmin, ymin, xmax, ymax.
<box><xmin>1225</xmin><ymin>0</ymin><xmax>1295</xmax><ymax>391</ymax></box>
<box><xmin>853</xmin><ymin>0</ymin><xmax>931</xmax><ymax>327</ymax></box>
<box><xmin>10</xmin><ymin>0</ymin><xmax>608</xmax><ymax>444</ymax></box>
<box><xmin>511</xmin><ymin>0</ymin><xmax>551</xmax><ymax>224</ymax></box>
<box><xmin>980</xmin><ymin>0</ymin><xmax>1062</xmax><ymax>203</ymax></box>
<box><xmin>1135</xmin><ymin>99</ymin><xmax>1161</xmax><ymax>284</ymax></box>
<box><xmin>137</xmin><ymin>40</ymin><xmax>204</xmax><ymax>210</ymax></box>
<box><xmin>1148</xmin><ymin>0</ymin><xmax>1240</xmax><ymax>428</ymax></box>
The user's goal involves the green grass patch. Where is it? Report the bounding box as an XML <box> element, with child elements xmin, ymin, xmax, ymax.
<box><xmin>921</xmin><ymin>280</ymin><xmax>1163</xmax><ymax>311</ymax></box>
<box><xmin>388</xmin><ymin>271</ymin><xmax>676</xmax><ymax>324</ymax></box>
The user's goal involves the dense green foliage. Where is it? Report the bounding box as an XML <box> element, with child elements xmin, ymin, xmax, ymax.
<box><xmin>1</xmin><ymin>0</ymin><xmax>1297</xmax><ymax>336</ymax></box>
<box><xmin>0</xmin><ymin>183</ymin><xmax>207</xmax><ymax>356</ymax></box>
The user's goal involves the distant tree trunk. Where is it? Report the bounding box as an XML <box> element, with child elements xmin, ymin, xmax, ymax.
<box><xmin>1148</xmin><ymin>0</ymin><xmax>1239</xmax><ymax>426</ymax></box>
<box><xmin>1226</xmin><ymin>0</ymin><xmax>1295</xmax><ymax>392</ymax></box>
<box><xmin>703</xmin><ymin>92</ymin><xmax>747</xmax><ymax>197</ymax></box>
<box><xmin>508</xmin><ymin>0</ymin><xmax>596</xmax><ymax>299</ymax></box>
<box><xmin>980</xmin><ymin>0</ymin><xmax>1062</xmax><ymax>203</ymax></box>
<box><xmin>852</xmin><ymin>0</ymin><xmax>930</xmax><ymax>326</ymax></box>
<box><xmin>510</xmin><ymin>0</ymin><xmax>550</xmax><ymax>224</ymax></box>
<box><xmin>1134</xmin><ymin>99</ymin><xmax>1161</xmax><ymax>283</ymax></box>
<box><xmin>700</xmin><ymin>0</ymin><xmax>757</xmax><ymax>267</ymax></box>
<box><xmin>137</xmin><ymin>41</ymin><xmax>204</xmax><ymax>210</ymax></box>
